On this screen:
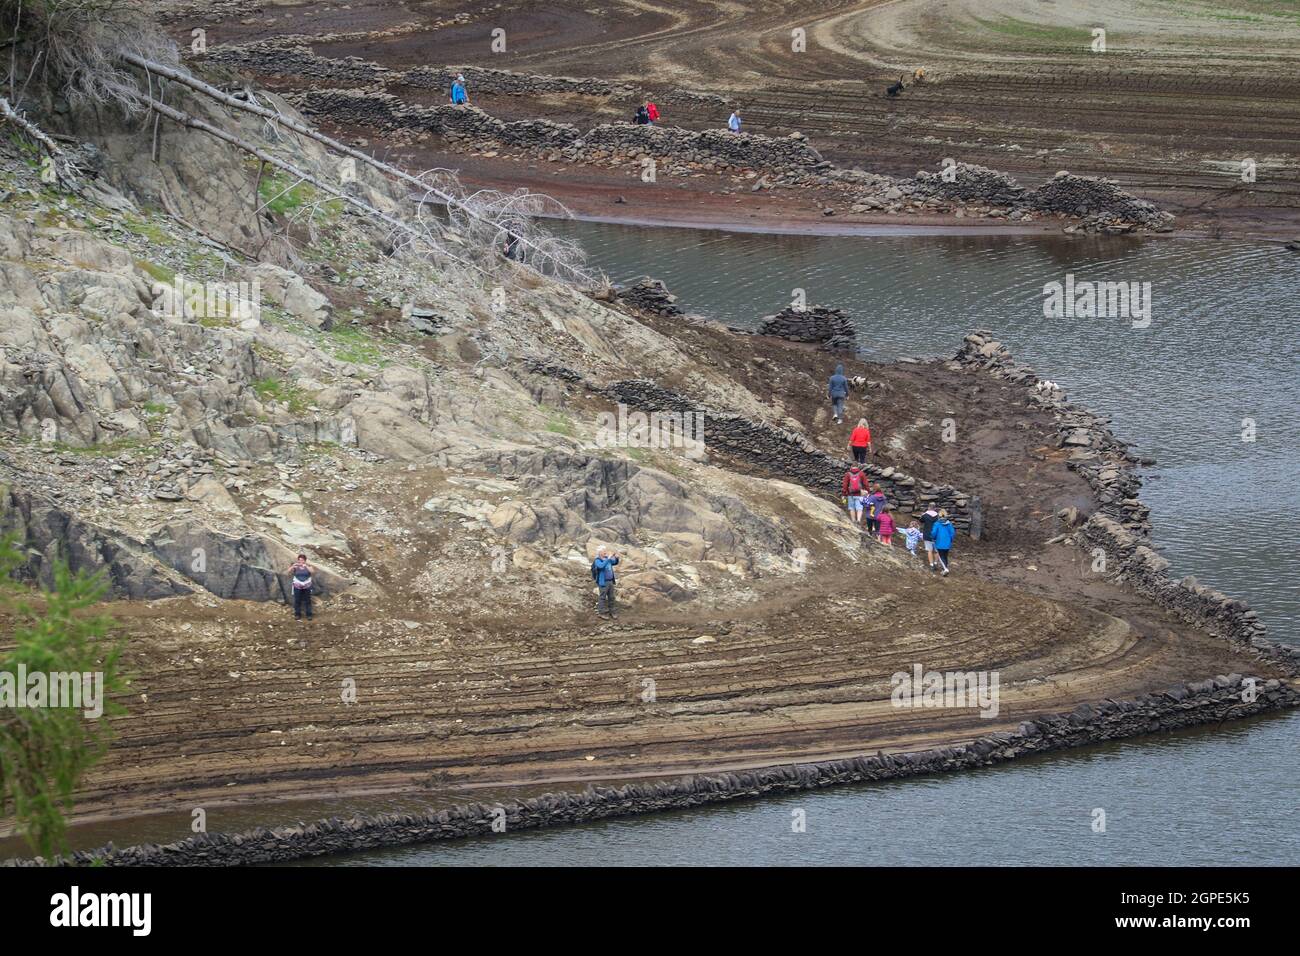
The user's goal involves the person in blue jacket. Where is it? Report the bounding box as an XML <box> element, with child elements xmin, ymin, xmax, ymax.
<box><xmin>931</xmin><ymin>509</ymin><xmax>955</xmax><ymax>576</ymax></box>
<box><xmin>450</xmin><ymin>74</ymin><xmax>468</xmax><ymax>105</ymax></box>
<box><xmin>827</xmin><ymin>363</ymin><xmax>849</xmax><ymax>424</ymax></box>
<box><xmin>591</xmin><ymin>546</ymin><xmax>621</xmax><ymax>618</ymax></box>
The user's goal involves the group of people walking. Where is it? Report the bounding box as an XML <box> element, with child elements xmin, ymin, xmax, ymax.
<box><xmin>830</xmin><ymin>365</ymin><xmax>956</xmax><ymax>575</ymax></box>
<box><xmin>840</xmin><ymin>467</ymin><xmax>955</xmax><ymax>575</ymax></box>
<box><xmin>633</xmin><ymin>101</ymin><xmax>661</xmax><ymax>125</ymax></box>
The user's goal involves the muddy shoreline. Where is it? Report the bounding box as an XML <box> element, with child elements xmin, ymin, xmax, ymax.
<box><xmin>9</xmin><ymin>677</ymin><xmax>1295</xmax><ymax>866</ymax></box>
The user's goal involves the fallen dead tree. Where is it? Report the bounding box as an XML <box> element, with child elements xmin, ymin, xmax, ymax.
<box><xmin>119</xmin><ymin>52</ymin><xmax>594</xmax><ymax>283</ymax></box>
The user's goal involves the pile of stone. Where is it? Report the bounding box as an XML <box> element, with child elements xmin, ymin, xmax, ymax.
<box><xmin>913</xmin><ymin>162</ymin><xmax>1027</xmax><ymax>206</ymax></box>
<box><xmin>615</xmin><ymin>277</ymin><xmax>683</xmax><ymax>316</ymax></box>
<box><xmin>578</xmin><ymin>124</ymin><xmax>825</xmax><ymax>174</ymax></box>
<box><xmin>758</xmin><ymin>305</ymin><xmax>856</xmax><ymax>351</ymax></box>
<box><xmin>289</xmin><ymin>88</ymin><xmax>407</xmax><ymax>131</ymax></box>
<box><xmin>1033</xmin><ymin>171</ymin><xmax>1173</xmax><ymax>231</ymax></box>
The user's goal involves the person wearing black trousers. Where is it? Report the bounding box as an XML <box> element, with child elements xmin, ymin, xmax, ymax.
<box><xmin>289</xmin><ymin>553</ymin><xmax>315</xmax><ymax>620</ymax></box>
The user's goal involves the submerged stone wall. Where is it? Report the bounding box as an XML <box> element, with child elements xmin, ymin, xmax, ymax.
<box><xmin>913</xmin><ymin>163</ymin><xmax>1173</xmax><ymax>231</ymax></box>
<box><xmin>9</xmin><ymin>676</ymin><xmax>1293</xmax><ymax>866</ymax></box>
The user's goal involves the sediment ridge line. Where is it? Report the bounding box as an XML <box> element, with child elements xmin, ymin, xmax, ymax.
<box><xmin>6</xmin><ymin>676</ymin><xmax>1293</xmax><ymax>866</ymax></box>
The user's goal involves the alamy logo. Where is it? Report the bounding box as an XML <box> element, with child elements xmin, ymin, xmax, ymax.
<box><xmin>595</xmin><ymin>403</ymin><xmax>705</xmax><ymax>453</ymax></box>
<box><xmin>50</xmin><ymin>886</ymin><xmax>151</xmax><ymax>936</ymax></box>
<box><xmin>1042</xmin><ymin>273</ymin><xmax>1151</xmax><ymax>328</ymax></box>
<box><xmin>891</xmin><ymin>663</ymin><xmax>1000</xmax><ymax>718</ymax></box>
<box><xmin>0</xmin><ymin>665</ymin><xmax>104</xmax><ymax>718</ymax></box>
<box><xmin>151</xmin><ymin>276</ymin><xmax>261</xmax><ymax>321</ymax></box>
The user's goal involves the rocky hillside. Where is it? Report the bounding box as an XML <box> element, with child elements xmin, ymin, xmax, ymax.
<box><xmin>0</xmin><ymin>81</ymin><xmax>867</xmax><ymax>618</ymax></box>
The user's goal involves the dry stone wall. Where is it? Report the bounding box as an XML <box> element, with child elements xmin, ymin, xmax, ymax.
<box><xmin>758</xmin><ymin>305</ymin><xmax>856</xmax><ymax>351</ymax></box>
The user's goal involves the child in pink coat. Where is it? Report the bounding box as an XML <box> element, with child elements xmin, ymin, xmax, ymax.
<box><xmin>877</xmin><ymin>506</ymin><xmax>895</xmax><ymax>545</ymax></box>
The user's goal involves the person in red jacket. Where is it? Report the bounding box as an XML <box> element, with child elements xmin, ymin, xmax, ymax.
<box><xmin>849</xmin><ymin>418</ymin><xmax>872</xmax><ymax>464</ymax></box>
<box><xmin>841</xmin><ymin>465</ymin><xmax>867</xmax><ymax>525</ymax></box>
<box><xmin>646</xmin><ymin>101</ymin><xmax>660</xmax><ymax>124</ymax></box>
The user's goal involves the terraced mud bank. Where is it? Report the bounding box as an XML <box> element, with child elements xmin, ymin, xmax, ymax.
<box><xmin>156</xmin><ymin>0</ymin><xmax>1300</xmax><ymax>238</ymax></box>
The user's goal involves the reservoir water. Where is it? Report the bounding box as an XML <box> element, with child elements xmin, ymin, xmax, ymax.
<box><xmin>8</xmin><ymin>223</ymin><xmax>1296</xmax><ymax>865</ymax></box>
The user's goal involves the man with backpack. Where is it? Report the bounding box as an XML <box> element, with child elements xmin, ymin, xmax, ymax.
<box><xmin>591</xmin><ymin>546</ymin><xmax>621</xmax><ymax>619</ymax></box>
<box><xmin>841</xmin><ymin>465</ymin><xmax>867</xmax><ymax>525</ymax></box>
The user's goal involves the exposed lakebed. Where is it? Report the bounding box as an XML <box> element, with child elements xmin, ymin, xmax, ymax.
<box><xmin>7</xmin><ymin>224</ymin><xmax>1296</xmax><ymax>865</ymax></box>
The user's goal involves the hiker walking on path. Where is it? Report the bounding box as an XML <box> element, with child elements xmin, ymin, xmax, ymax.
<box><xmin>849</xmin><ymin>418</ymin><xmax>872</xmax><ymax>463</ymax></box>
<box><xmin>289</xmin><ymin>553</ymin><xmax>315</xmax><ymax>621</ymax></box>
<box><xmin>931</xmin><ymin>509</ymin><xmax>955</xmax><ymax>576</ymax></box>
<box><xmin>450</xmin><ymin>73</ymin><xmax>469</xmax><ymax>105</ymax></box>
<box><xmin>842</xmin><ymin>465</ymin><xmax>867</xmax><ymax>525</ymax></box>
<box><xmin>591</xmin><ymin>547</ymin><xmax>621</xmax><ymax>619</ymax></box>
<box><xmin>728</xmin><ymin>108</ymin><xmax>742</xmax><ymax>133</ymax></box>
<box><xmin>646</xmin><ymin>101</ymin><xmax>660</xmax><ymax>124</ymax></box>
<box><xmin>920</xmin><ymin>504</ymin><xmax>940</xmax><ymax>569</ymax></box>
<box><xmin>634</xmin><ymin>104</ymin><xmax>650</xmax><ymax>125</ymax></box>
<box><xmin>877</xmin><ymin>505</ymin><xmax>895</xmax><ymax>546</ymax></box>
<box><xmin>828</xmin><ymin>363</ymin><xmax>849</xmax><ymax>424</ymax></box>
<box><xmin>864</xmin><ymin>485</ymin><xmax>887</xmax><ymax>538</ymax></box>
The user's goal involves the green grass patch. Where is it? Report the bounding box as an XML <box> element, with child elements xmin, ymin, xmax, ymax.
<box><xmin>252</xmin><ymin>376</ymin><xmax>310</xmax><ymax>414</ymax></box>
<box><xmin>258</xmin><ymin>170</ymin><xmax>322</xmax><ymax>217</ymax></box>
<box><xmin>324</xmin><ymin>325</ymin><xmax>387</xmax><ymax>366</ymax></box>
<box><xmin>121</xmin><ymin>215</ymin><xmax>170</xmax><ymax>245</ymax></box>
<box><xmin>545</xmin><ymin>414</ymin><xmax>575</xmax><ymax>437</ymax></box>
<box><xmin>48</xmin><ymin>438</ymin><xmax>154</xmax><ymax>459</ymax></box>
<box><xmin>134</xmin><ymin>259</ymin><xmax>176</xmax><ymax>285</ymax></box>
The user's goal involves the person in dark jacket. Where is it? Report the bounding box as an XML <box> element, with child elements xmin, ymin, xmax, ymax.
<box><xmin>931</xmin><ymin>510</ymin><xmax>955</xmax><ymax>576</ymax></box>
<box><xmin>864</xmin><ymin>485</ymin><xmax>887</xmax><ymax>538</ymax></box>
<box><xmin>289</xmin><ymin>553</ymin><xmax>315</xmax><ymax>620</ymax></box>
<box><xmin>634</xmin><ymin>104</ymin><xmax>650</xmax><ymax>125</ymax></box>
<box><xmin>827</xmin><ymin>363</ymin><xmax>849</xmax><ymax>424</ymax></box>
<box><xmin>920</xmin><ymin>505</ymin><xmax>940</xmax><ymax>570</ymax></box>
<box><xmin>591</xmin><ymin>547</ymin><xmax>621</xmax><ymax>618</ymax></box>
